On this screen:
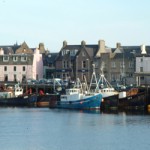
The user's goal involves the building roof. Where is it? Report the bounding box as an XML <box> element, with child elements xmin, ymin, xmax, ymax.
<box><xmin>43</xmin><ymin>52</ymin><xmax>58</xmax><ymax>66</ymax></box>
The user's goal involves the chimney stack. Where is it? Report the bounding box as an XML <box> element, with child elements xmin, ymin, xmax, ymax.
<box><xmin>63</xmin><ymin>40</ymin><xmax>67</xmax><ymax>47</ymax></box>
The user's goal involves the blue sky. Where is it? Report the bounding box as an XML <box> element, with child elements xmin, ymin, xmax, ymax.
<box><xmin>0</xmin><ymin>0</ymin><xmax>150</xmax><ymax>51</ymax></box>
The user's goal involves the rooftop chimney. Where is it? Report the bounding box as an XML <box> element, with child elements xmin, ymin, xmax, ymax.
<box><xmin>81</xmin><ymin>40</ymin><xmax>86</xmax><ymax>46</ymax></box>
<box><xmin>98</xmin><ymin>40</ymin><xmax>105</xmax><ymax>53</ymax></box>
<box><xmin>141</xmin><ymin>44</ymin><xmax>147</xmax><ymax>54</ymax></box>
<box><xmin>116</xmin><ymin>42</ymin><xmax>121</xmax><ymax>48</ymax></box>
<box><xmin>63</xmin><ymin>40</ymin><xmax>67</xmax><ymax>47</ymax></box>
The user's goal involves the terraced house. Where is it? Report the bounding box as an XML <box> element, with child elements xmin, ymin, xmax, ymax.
<box><xmin>0</xmin><ymin>42</ymin><xmax>44</xmax><ymax>82</ymax></box>
<box><xmin>55</xmin><ymin>40</ymin><xmax>150</xmax><ymax>86</ymax></box>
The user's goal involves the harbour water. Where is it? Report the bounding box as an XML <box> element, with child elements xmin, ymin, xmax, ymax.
<box><xmin>0</xmin><ymin>108</ymin><xmax>150</xmax><ymax>150</ymax></box>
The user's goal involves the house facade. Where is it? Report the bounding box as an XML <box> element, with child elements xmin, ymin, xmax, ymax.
<box><xmin>0</xmin><ymin>42</ymin><xmax>43</xmax><ymax>82</ymax></box>
<box><xmin>55</xmin><ymin>40</ymin><xmax>99</xmax><ymax>83</ymax></box>
<box><xmin>54</xmin><ymin>40</ymin><xmax>150</xmax><ymax>86</ymax></box>
<box><xmin>135</xmin><ymin>45</ymin><xmax>150</xmax><ymax>86</ymax></box>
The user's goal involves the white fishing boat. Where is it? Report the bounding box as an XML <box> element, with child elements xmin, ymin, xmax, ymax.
<box><xmin>89</xmin><ymin>64</ymin><xmax>119</xmax><ymax>99</ymax></box>
<box><xmin>49</xmin><ymin>78</ymin><xmax>102</xmax><ymax>110</ymax></box>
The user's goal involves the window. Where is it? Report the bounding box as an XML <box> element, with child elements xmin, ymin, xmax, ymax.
<box><xmin>13</xmin><ymin>56</ymin><xmax>18</xmax><ymax>62</ymax></box>
<box><xmin>120</xmin><ymin>62</ymin><xmax>125</xmax><ymax>68</ymax></box>
<box><xmin>23</xmin><ymin>66</ymin><xmax>26</xmax><ymax>71</ymax></box>
<box><xmin>21</xmin><ymin>56</ymin><xmax>27</xmax><ymax>61</ymax></box>
<box><xmin>82</xmin><ymin>73</ymin><xmax>86</xmax><ymax>80</ymax></box>
<box><xmin>3</xmin><ymin>56</ymin><xmax>9</xmax><ymax>62</ymax></box>
<box><xmin>140</xmin><ymin>67</ymin><xmax>143</xmax><ymax>72</ymax></box>
<box><xmin>141</xmin><ymin>58</ymin><xmax>143</xmax><ymax>62</ymax></box>
<box><xmin>22</xmin><ymin>75</ymin><xmax>26</xmax><ymax>82</ymax></box>
<box><xmin>63</xmin><ymin>61</ymin><xmax>69</xmax><ymax>68</ymax></box>
<box><xmin>14</xmin><ymin>66</ymin><xmax>16</xmax><ymax>71</ymax></box>
<box><xmin>67</xmin><ymin>61</ymin><xmax>69</xmax><ymax>68</ymax></box>
<box><xmin>82</xmin><ymin>61</ymin><xmax>86</xmax><ymax>68</ymax></box>
<box><xmin>63</xmin><ymin>61</ymin><xmax>66</xmax><ymax>68</ymax></box>
<box><xmin>4</xmin><ymin>66</ymin><xmax>7</xmax><ymax>71</ymax></box>
<box><xmin>111</xmin><ymin>62</ymin><xmax>116</xmax><ymax>68</ymax></box>
<box><xmin>70</xmin><ymin>50</ymin><xmax>77</xmax><ymax>56</ymax></box>
<box><xmin>14</xmin><ymin>75</ymin><xmax>17</xmax><ymax>82</ymax></box>
<box><xmin>129</xmin><ymin>61</ymin><xmax>134</xmax><ymax>68</ymax></box>
<box><xmin>4</xmin><ymin>75</ymin><xmax>8</xmax><ymax>81</ymax></box>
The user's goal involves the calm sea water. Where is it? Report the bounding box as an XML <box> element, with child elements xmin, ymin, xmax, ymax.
<box><xmin>0</xmin><ymin>107</ymin><xmax>150</xmax><ymax>150</ymax></box>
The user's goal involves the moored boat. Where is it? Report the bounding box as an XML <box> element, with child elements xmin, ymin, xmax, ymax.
<box><xmin>89</xmin><ymin>64</ymin><xmax>119</xmax><ymax>110</ymax></box>
<box><xmin>49</xmin><ymin>78</ymin><xmax>102</xmax><ymax>110</ymax></box>
<box><xmin>118</xmin><ymin>87</ymin><xmax>147</xmax><ymax>110</ymax></box>
<box><xmin>37</xmin><ymin>93</ymin><xmax>60</xmax><ymax>107</ymax></box>
<box><xmin>0</xmin><ymin>83</ymin><xmax>37</xmax><ymax>107</ymax></box>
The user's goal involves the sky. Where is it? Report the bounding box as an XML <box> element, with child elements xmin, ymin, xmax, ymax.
<box><xmin>0</xmin><ymin>0</ymin><xmax>150</xmax><ymax>52</ymax></box>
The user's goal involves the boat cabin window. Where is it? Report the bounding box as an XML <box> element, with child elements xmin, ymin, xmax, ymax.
<box><xmin>61</xmin><ymin>96</ymin><xmax>67</xmax><ymax>99</ymax></box>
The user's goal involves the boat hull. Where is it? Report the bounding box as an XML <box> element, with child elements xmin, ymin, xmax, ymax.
<box><xmin>118</xmin><ymin>92</ymin><xmax>147</xmax><ymax>110</ymax></box>
<box><xmin>101</xmin><ymin>94</ymin><xmax>119</xmax><ymax>110</ymax></box>
<box><xmin>49</xmin><ymin>93</ymin><xmax>102</xmax><ymax>110</ymax></box>
<box><xmin>0</xmin><ymin>94</ymin><xmax>37</xmax><ymax>107</ymax></box>
<box><xmin>36</xmin><ymin>94</ymin><xmax>60</xmax><ymax>107</ymax></box>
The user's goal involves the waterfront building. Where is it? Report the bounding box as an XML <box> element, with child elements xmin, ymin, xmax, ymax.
<box><xmin>103</xmin><ymin>43</ymin><xmax>139</xmax><ymax>86</ymax></box>
<box><xmin>54</xmin><ymin>40</ymin><xmax>150</xmax><ymax>86</ymax></box>
<box><xmin>43</xmin><ymin>52</ymin><xmax>58</xmax><ymax>79</ymax></box>
<box><xmin>135</xmin><ymin>45</ymin><xmax>150</xmax><ymax>86</ymax></box>
<box><xmin>55</xmin><ymin>40</ymin><xmax>100</xmax><ymax>83</ymax></box>
<box><xmin>0</xmin><ymin>42</ymin><xmax>43</xmax><ymax>82</ymax></box>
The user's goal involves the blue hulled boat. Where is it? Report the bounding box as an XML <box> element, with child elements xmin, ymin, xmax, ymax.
<box><xmin>49</xmin><ymin>78</ymin><xmax>102</xmax><ymax>110</ymax></box>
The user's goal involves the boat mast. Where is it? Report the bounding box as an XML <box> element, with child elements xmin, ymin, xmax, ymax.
<box><xmin>97</xmin><ymin>61</ymin><xmax>113</xmax><ymax>89</ymax></box>
<box><xmin>88</xmin><ymin>64</ymin><xmax>98</xmax><ymax>93</ymax></box>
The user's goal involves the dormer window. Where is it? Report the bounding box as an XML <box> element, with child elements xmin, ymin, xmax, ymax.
<box><xmin>21</xmin><ymin>56</ymin><xmax>27</xmax><ymax>61</ymax></box>
<box><xmin>62</xmin><ymin>49</ymin><xmax>69</xmax><ymax>56</ymax></box>
<box><xmin>13</xmin><ymin>56</ymin><xmax>18</xmax><ymax>62</ymax></box>
<box><xmin>3</xmin><ymin>56</ymin><xmax>9</xmax><ymax>62</ymax></box>
<box><xmin>62</xmin><ymin>50</ymin><xmax>65</xmax><ymax>56</ymax></box>
<box><xmin>70</xmin><ymin>49</ymin><xmax>78</xmax><ymax>56</ymax></box>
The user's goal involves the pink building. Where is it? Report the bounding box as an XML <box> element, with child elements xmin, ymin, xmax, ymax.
<box><xmin>0</xmin><ymin>42</ymin><xmax>43</xmax><ymax>82</ymax></box>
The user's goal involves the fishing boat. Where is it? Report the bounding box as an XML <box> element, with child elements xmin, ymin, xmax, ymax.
<box><xmin>36</xmin><ymin>78</ymin><xmax>62</xmax><ymax>107</ymax></box>
<box><xmin>49</xmin><ymin>78</ymin><xmax>102</xmax><ymax>110</ymax></box>
<box><xmin>0</xmin><ymin>83</ymin><xmax>37</xmax><ymax>107</ymax></box>
<box><xmin>36</xmin><ymin>92</ymin><xmax>60</xmax><ymax>107</ymax></box>
<box><xmin>88</xmin><ymin>64</ymin><xmax>119</xmax><ymax>110</ymax></box>
<box><xmin>118</xmin><ymin>87</ymin><xmax>147</xmax><ymax>110</ymax></box>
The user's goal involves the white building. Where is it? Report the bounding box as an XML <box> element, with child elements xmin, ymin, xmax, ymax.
<box><xmin>0</xmin><ymin>42</ymin><xmax>43</xmax><ymax>82</ymax></box>
<box><xmin>135</xmin><ymin>44</ymin><xmax>150</xmax><ymax>86</ymax></box>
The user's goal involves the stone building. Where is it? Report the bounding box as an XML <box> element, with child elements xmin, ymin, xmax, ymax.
<box><xmin>54</xmin><ymin>39</ymin><xmax>150</xmax><ymax>86</ymax></box>
<box><xmin>55</xmin><ymin>40</ymin><xmax>100</xmax><ymax>83</ymax></box>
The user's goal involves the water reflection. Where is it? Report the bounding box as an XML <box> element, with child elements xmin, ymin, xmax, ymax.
<box><xmin>0</xmin><ymin>107</ymin><xmax>150</xmax><ymax>150</ymax></box>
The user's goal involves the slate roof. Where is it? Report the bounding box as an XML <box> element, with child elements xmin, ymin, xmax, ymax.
<box><xmin>56</xmin><ymin>44</ymin><xmax>99</xmax><ymax>61</ymax></box>
<box><xmin>43</xmin><ymin>52</ymin><xmax>58</xmax><ymax>66</ymax></box>
<box><xmin>0</xmin><ymin>44</ymin><xmax>20</xmax><ymax>54</ymax></box>
<box><xmin>0</xmin><ymin>42</ymin><xmax>34</xmax><ymax>54</ymax></box>
<box><xmin>112</xmin><ymin>46</ymin><xmax>150</xmax><ymax>59</ymax></box>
